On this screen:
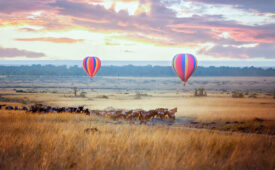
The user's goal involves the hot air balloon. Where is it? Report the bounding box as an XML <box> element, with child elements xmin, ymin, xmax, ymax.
<box><xmin>83</xmin><ymin>56</ymin><xmax>101</xmax><ymax>79</ymax></box>
<box><xmin>172</xmin><ymin>53</ymin><xmax>197</xmax><ymax>84</ymax></box>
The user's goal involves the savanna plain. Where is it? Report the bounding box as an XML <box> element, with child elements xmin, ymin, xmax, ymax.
<box><xmin>0</xmin><ymin>76</ymin><xmax>274</xmax><ymax>169</ymax></box>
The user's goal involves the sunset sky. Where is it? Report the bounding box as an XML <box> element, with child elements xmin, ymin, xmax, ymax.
<box><xmin>0</xmin><ymin>0</ymin><xmax>274</xmax><ymax>61</ymax></box>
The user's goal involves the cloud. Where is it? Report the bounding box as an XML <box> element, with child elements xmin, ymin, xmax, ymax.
<box><xmin>0</xmin><ymin>0</ymin><xmax>54</xmax><ymax>14</ymax></box>
<box><xmin>166</xmin><ymin>1</ymin><xmax>275</xmax><ymax>27</ymax></box>
<box><xmin>15</xmin><ymin>37</ymin><xmax>84</xmax><ymax>43</ymax></box>
<box><xmin>199</xmin><ymin>43</ymin><xmax>275</xmax><ymax>59</ymax></box>
<box><xmin>168</xmin><ymin>23</ymin><xmax>275</xmax><ymax>44</ymax></box>
<box><xmin>2</xmin><ymin>0</ymin><xmax>273</xmax><ymax>46</ymax></box>
<box><xmin>105</xmin><ymin>42</ymin><xmax>120</xmax><ymax>46</ymax></box>
<box><xmin>18</xmin><ymin>28</ymin><xmax>39</xmax><ymax>32</ymax></box>
<box><xmin>0</xmin><ymin>47</ymin><xmax>45</xmax><ymax>58</ymax></box>
<box><xmin>124</xmin><ymin>50</ymin><xmax>133</xmax><ymax>53</ymax></box>
<box><xmin>50</xmin><ymin>0</ymin><xmax>274</xmax><ymax>44</ymax></box>
<box><xmin>188</xmin><ymin>0</ymin><xmax>275</xmax><ymax>13</ymax></box>
<box><xmin>0</xmin><ymin>0</ymin><xmax>274</xmax><ymax>60</ymax></box>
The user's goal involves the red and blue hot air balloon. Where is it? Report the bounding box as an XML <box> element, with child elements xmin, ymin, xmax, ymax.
<box><xmin>82</xmin><ymin>56</ymin><xmax>101</xmax><ymax>79</ymax></box>
<box><xmin>172</xmin><ymin>53</ymin><xmax>197</xmax><ymax>84</ymax></box>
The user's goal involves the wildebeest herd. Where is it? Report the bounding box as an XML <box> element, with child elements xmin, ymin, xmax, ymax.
<box><xmin>0</xmin><ymin>104</ymin><xmax>177</xmax><ymax>122</ymax></box>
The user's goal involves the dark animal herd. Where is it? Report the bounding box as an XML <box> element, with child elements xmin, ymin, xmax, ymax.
<box><xmin>0</xmin><ymin>104</ymin><xmax>177</xmax><ymax>122</ymax></box>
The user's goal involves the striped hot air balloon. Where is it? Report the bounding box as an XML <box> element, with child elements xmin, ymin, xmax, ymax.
<box><xmin>172</xmin><ymin>54</ymin><xmax>197</xmax><ymax>83</ymax></box>
<box><xmin>82</xmin><ymin>56</ymin><xmax>101</xmax><ymax>79</ymax></box>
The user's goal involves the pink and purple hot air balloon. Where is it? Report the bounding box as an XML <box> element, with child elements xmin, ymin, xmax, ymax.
<box><xmin>82</xmin><ymin>56</ymin><xmax>101</xmax><ymax>79</ymax></box>
<box><xmin>172</xmin><ymin>53</ymin><xmax>197</xmax><ymax>84</ymax></box>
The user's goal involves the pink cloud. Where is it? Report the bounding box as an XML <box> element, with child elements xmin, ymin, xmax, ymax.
<box><xmin>0</xmin><ymin>0</ymin><xmax>55</xmax><ymax>14</ymax></box>
<box><xmin>118</xmin><ymin>21</ymin><xmax>128</xmax><ymax>27</ymax></box>
<box><xmin>15</xmin><ymin>37</ymin><xmax>84</xmax><ymax>43</ymax></box>
<box><xmin>105</xmin><ymin>42</ymin><xmax>120</xmax><ymax>46</ymax></box>
<box><xmin>0</xmin><ymin>46</ymin><xmax>45</xmax><ymax>58</ymax></box>
<box><xmin>199</xmin><ymin>43</ymin><xmax>275</xmax><ymax>59</ymax></box>
<box><xmin>168</xmin><ymin>24</ymin><xmax>275</xmax><ymax>43</ymax></box>
<box><xmin>170</xmin><ymin>28</ymin><xmax>195</xmax><ymax>34</ymax></box>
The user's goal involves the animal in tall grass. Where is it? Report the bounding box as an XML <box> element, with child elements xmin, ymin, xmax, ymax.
<box><xmin>167</xmin><ymin>108</ymin><xmax>177</xmax><ymax>120</ymax></box>
<box><xmin>156</xmin><ymin>108</ymin><xmax>166</xmax><ymax>120</ymax></box>
<box><xmin>5</xmin><ymin>106</ymin><xmax>14</xmax><ymax>110</ymax></box>
<box><xmin>3</xmin><ymin>103</ymin><xmax>177</xmax><ymax>122</ymax></box>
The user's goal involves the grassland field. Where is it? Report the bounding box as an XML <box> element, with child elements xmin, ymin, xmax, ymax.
<box><xmin>0</xmin><ymin>76</ymin><xmax>274</xmax><ymax>169</ymax></box>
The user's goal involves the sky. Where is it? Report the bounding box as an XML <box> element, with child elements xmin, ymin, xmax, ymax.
<box><xmin>0</xmin><ymin>0</ymin><xmax>274</xmax><ymax>62</ymax></box>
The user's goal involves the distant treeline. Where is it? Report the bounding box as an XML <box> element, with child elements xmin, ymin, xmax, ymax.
<box><xmin>0</xmin><ymin>65</ymin><xmax>275</xmax><ymax>77</ymax></box>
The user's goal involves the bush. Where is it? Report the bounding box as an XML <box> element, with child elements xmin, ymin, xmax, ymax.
<box><xmin>96</xmin><ymin>95</ymin><xmax>109</xmax><ymax>99</ymax></box>
<box><xmin>232</xmin><ymin>91</ymin><xmax>244</xmax><ymax>98</ymax></box>
<box><xmin>15</xmin><ymin>89</ymin><xmax>24</xmax><ymax>93</ymax></box>
<box><xmin>248</xmin><ymin>93</ymin><xmax>257</xmax><ymax>98</ymax></box>
<box><xmin>80</xmin><ymin>92</ymin><xmax>87</xmax><ymax>98</ymax></box>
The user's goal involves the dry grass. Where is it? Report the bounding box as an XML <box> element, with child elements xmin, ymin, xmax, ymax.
<box><xmin>5</xmin><ymin>90</ymin><xmax>275</xmax><ymax>123</ymax></box>
<box><xmin>2</xmin><ymin>90</ymin><xmax>275</xmax><ymax>134</ymax></box>
<box><xmin>4</xmin><ymin>91</ymin><xmax>275</xmax><ymax>119</ymax></box>
<box><xmin>0</xmin><ymin>111</ymin><xmax>274</xmax><ymax>170</ymax></box>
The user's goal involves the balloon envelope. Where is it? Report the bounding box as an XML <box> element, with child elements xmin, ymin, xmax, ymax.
<box><xmin>83</xmin><ymin>56</ymin><xmax>101</xmax><ymax>79</ymax></box>
<box><xmin>172</xmin><ymin>54</ymin><xmax>197</xmax><ymax>83</ymax></box>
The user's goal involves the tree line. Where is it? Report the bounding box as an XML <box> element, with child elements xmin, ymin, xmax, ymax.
<box><xmin>0</xmin><ymin>65</ymin><xmax>274</xmax><ymax>76</ymax></box>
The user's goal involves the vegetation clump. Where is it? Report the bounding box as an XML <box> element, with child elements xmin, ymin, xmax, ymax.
<box><xmin>249</xmin><ymin>93</ymin><xmax>257</xmax><ymax>98</ymax></box>
<box><xmin>96</xmin><ymin>95</ymin><xmax>109</xmax><ymax>99</ymax></box>
<box><xmin>232</xmin><ymin>91</ymin><xmax>244</xmax><ymax>98</ymax></box>
<box><xmin>194</xmin><ymin>88</ymin><xmax>207</xmax><ymax>97</ymax></box>
<box><xmin>80</xmin><ymin>92</ymin><xmax>87</xmax><ymax>98</ymax></box>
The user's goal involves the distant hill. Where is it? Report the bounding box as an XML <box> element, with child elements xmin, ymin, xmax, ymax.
<box><xmin>1</xmin><ymin>60</ymin><xmax>275</xmax><ymax>67</ymax></box>
<box><xmin>0</xmin><ymin>65</ymin><xmax>275</xmax><ymax>76</ymax></box>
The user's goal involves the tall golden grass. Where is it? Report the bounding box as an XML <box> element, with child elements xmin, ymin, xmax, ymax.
<box><xmin>0</xmin><ymin>111</ymin><xmax>274</xmax><ymax>170</ymax></box>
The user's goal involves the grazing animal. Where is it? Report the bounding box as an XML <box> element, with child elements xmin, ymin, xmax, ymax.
<box><xmin>57</xmin><ymin>107</ymin><xmax>66</xmax><ymax>113</ymax></box>
<box><xmin>91</xmin><ymin>110</ymin><xmax>100</xmax><ymax>115</ymax></box>
<box><xmin>28</xmin><ymin>104</ymin><xmax>43</xmax><ymax>113</ymax></box>
<box><xmin>35</xmin><ymin>104</ymin><xmax>43</xmax><ymax>109</ymax></box>
<box><xmin>141</xmin><ymin>111</ymin><xmax>154</xmax><ymax>121</ymax></box>
<box><xmin>72</xmin><ymin>107</ymin><xmax>77</xmax><ymax>112</ymax></box>
<box><xmin>28</xmin><ymin>104</ymin><xmax>46</xmax><ymax>113</ymax></box>
<box><xmin>84</xmin><ymin>127</ymin><xmax>99</xmax><ymax>134</ymax></box>
<box><xmin>12</xmin><ymin>104</ymin><xmax>176</xmax><ymax>122</ymax></box>
<box><xmin>113</xmin><ymin>110</ymin><xmax>126</xmax><ymax>119</ymax></box>
<box><xmin>5</xmin><ymin>106</ymin><xmax>14</xmax><ymax>110</ymax></box>
<box><xmin>38</xmin><ymin>107</ymin><xmax>47</xmax><ymax>113</ymax></box>
<box><xmin>149</xmin><ymin>110</ymin><xmax>158</xmax><ymax>119</ymax></box>
<box><xmin>84</xmin><ymin>109</ymin><xmax>90</xmax><ymax>115</ymax></box>
<box><xmin>132</xmin><ymin>110</ymin><xmax>141</xmax><ymax>120</ymax></box>
<box><xmin>138</xmin><ymin>111</ymin><xmax>145</xmax><ymax>123</ymax></box>
<box><xmin>120</xmin><ymin>110</ymin><xmax>128</xmax><ymax>119</ymax></box>
<box><xmin>98</xmin><ymin>111</ymin><xmax>106</xmax><ymax>116</ymax></box>
<box><xmin>66</xmin><ymin>107</ymin><xmax>74</xmax><ymax>113</ymax></box>
<box><xmin>22</xmin><ymin>106</ymin><xmax>28</xmax><ymax>111</ymax></box>
<box><xmin>167</xmin><ymin>108</ymin><xmax>177</xmax><ymax>120</ymax></box>
<box><xmin>156</xmin><ymin>108</ymin><xmax>166</xmax><ymax>120</ymax></box>
<box><xmin>76</xmin><ymin>106</ymin><xmax>84</xmax><ymax>113</ymax></box>
<box><xmin>0</xmin><ymin>104</ymin><xmax>6</xmax><ymax>108</ymax></box>
<box><xmin>126</xmin><ymin>110</ymin><xmax>134</xmax><ymax>120</ymax></box>
<box><xmin>29</xmin><ymin>106</ymin><xmax>36</xmax><ymax>113</ymax></box>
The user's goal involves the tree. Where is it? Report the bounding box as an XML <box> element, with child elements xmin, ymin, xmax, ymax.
<box><xmin>73</xmin><ymin>87</ymin><xmax>77</xmax><ymax>97</ymax></box>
